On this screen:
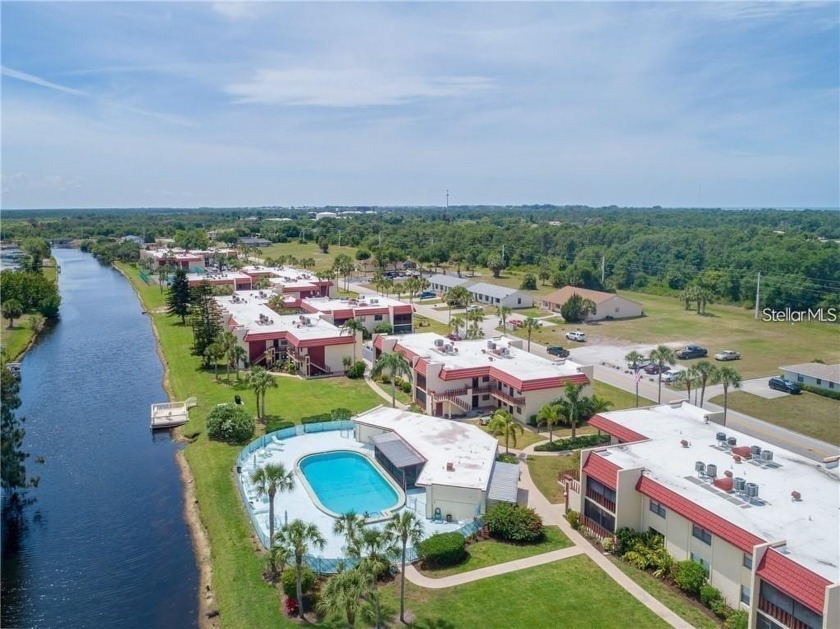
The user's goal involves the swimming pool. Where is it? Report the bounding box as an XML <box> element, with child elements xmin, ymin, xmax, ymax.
<box><xmin>298</xmin><ymin>451</ymin><xmax>403</xmax><ymax>518</ymax></box>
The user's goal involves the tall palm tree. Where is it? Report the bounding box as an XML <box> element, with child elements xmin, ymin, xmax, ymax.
<box><xmin>247</xmin><ymin>366</ymin><xmax>277</xmax><ymax>420</ymax></box>
<box><xmin>444</xmin><ymin>285</ymin><xmax>470</xmax><ymax>323</ymax></box>
<box><xmin>466</xmin><ymin>309</ymin><xmax>485</xmax><ymax>339</ymax></box>
<box><xmin>385</xmin><ymin>511</ymin><xmax>424</xmax><ymax>624</ymax></box>
<box><xmin>624</xmin><ymin>350</ymin><xmax>645</xmax><ymax>407</ymax></box>
<box><xmin>275</xmin><ymin>519</ymin><xmax>326</xmax><ymax>618</ymax></box>
<box><xmin>522</xmin><ymin>316</ymin><xmax>542</xmax><ymax>352</ymax></box>
<box><xmin>219</xmin><ymin>331</ymin><xmax>238</xmax><ymax>380</ymax></box>
<box><xmin>717</xmin><ymin>366</ymin><xmax>742</xmax><ymax>426</ymax></box>
<box><xmin>316</xmin><ymin>568</ymin><xmax>368</xmax><ymax>626</ymax></box>
<box><xmin>346</xmin><ymin>528</ymin><xmax>398</xmax><ymax>628</ymax></box>
<box><xmin>496</xmin><ymin>305</ymin><xmax>512</xmax><ymax>335</ymax></box>
<box><xmin>537</xmin><ymin>402</ymin><xmax>561</xmax><ymax>443</ymax></box>
<box><xmin>648</xmin><ymin>345</ymin><xmax>676</xmax><ymax>403</ymax></box>
<box><xmin>371</xmin><ymin>351</ymin><xmax>412</xmax><ymax>408</ymax></box>
<box><xmin>695</xmin><ymin>360</ymin><xmax>719</xmax><ymax>407</ymax></box>
<box><xmin>341</xmin><ymin>318</ymin><xmax>367</xmax><ymax>361</ymax></box>
<box><xmin>556</xmin><ymin>382</ymin><xmax>590</xmax><ymax>440</ymax></box>
<box><xmin>449</xmin><ymin>315</ymin><xmax>465</xmax><ymax>339</ymax></box>
<box><xmin>334</xmin><ymin>511</ymin><xmax>365</xmax><ymax>550</ymax></box>
<box><xmin>488</xmin><ymin>409</ymin><xmax>524</xmax><ymax>455</ymax></box>
<box><xmin>231</xmin><ymin>344</ymin><xmax>247</xmax><ymax>380</ymax></box>
<box><xmin>681</xmin><ymin>365</ymin><xmax>701</xmax><ymax>405</ymax></box>
<box><xmin>251</xmin><ymin>463</ymin><xmax>295</xmax><ymax>575</ymax></box>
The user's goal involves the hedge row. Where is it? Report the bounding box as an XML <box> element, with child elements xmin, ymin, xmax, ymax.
<box><xmin>800</xmin><ymin>384</ymin><xmax>840</xmax><ymax>400</ymax></box>
<box><xmin>419</xmin><ymin>532</ymin><xmax>466</xmax><ymax>567</ymax></box>
<box><xmin>533</xmin><ymin>434</ymin><xmax>610</xmax><ymax>452</ymax></box>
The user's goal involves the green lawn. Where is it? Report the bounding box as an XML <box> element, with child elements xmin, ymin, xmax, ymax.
<box><xmin>593</xmin><ymin>380</ymin><xmax>654</xmax><ymax>410</ymax></box>
<box><xmin>376</xmin><ymin>554</ymin><xmax>670</xmax><ymax>628</ymax></box>
<box><xmin>413</xmin><ymin>314</ymin><xmax>449</xmax><ymax>336</ymax></box>
<box><xmin>470</xmin><ymin>421</ymin><xmax>547</xmax><ymax>450</ymax></box>
<box><xmin>526</xmin><ymin>453</ymin><xmax>581</xmax><ymax>504</ymax></box>
<box><xmin>259</xmin><ymin>243</ymin><xmax>359</xmax><ymax>271</ymax></box>
<box><xmin>1</xmin><ymin>259</ymin><xmax>57</xmax><ymax>360</ymax></box>
<box><xmin>608</xmin><ymin>557</ymin><xmax>721</xmax><ymax>629</ymax></box>
<box><xmin>710</xmin><ymin>390</ymin><xmax>840</xmax><ymax>446</ymax></box>
<box><xmin>418</xmin><ymin>526</ymin><xmax>572</xmax><ymax>578</ymax></box>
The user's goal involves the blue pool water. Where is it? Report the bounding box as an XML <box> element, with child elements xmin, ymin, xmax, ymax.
<box><xmin>300</xmin><ymin>451</ymin><xmax>400</xmax><ymax>516</ymax></box>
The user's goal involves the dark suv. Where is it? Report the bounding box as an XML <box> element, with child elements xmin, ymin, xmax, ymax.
<box><xmin>547</xmin><ymin>345</ymin><xmax>570</xmax><ymax>358</ymax></box>
<box><xmin>676</xmin><ymin>345</ymin><xmax>708</xmax><ymax>359</ymax></box>
<box><xmin>769</xmin><ymin>376</ymin><xmax>801</xmax><ymax>394</ymax></box>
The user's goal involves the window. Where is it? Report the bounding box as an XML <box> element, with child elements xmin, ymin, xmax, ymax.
<box><xmin>587</xmin><ymin>477</ymin><xmax>616</xmax><ymax>505</ymax></box>
<box><xmin>517</xmin><ymin>298</ymin><xmax>521</xmax><ymax>304</ymax></box>
<box><xmin>482</xmin><ymin>376</ymin><xmax>489</xmax><ymax>383</ymax></box>
<box><xmin>830</xmin><ymin>382</ymin><xmax>835</xmax><ymax>389</ymax></box>
<box><xmin>515</xmin><ymin>406</ymin><xmax>521</xmax><ymax>415</ymax></box>
<box><xmin>649</xmin><ymin>499</ymin><xmax>667</xmax><ymax>518</ymax></box>
<box><xmin>797</xmin><ymin>374</ymin><xmax>804</xmax><ymax>382</ymax></box>
<box><xmin>584</xmin><ymin>500</ymin><xmax>615</xmax><ymax>533</ymax></box>
<box><xmin>816</xmin><ymin>378</ymin><xmax>822</xmax><ymax>385</ymax></box>
<box><xmin>482</xmin><ymin>395</ymin><xmax>490</xmax><ymax>401</ymax></box>
<box><xmin>743</xmin><ymin>553</ymin><xmax>753</xmax><ymax>569</ymax></box>
<box><xmin>615</xmin><ymin>307</ymin><xmax>620</xmax><ymax>313</ymax></box>
<box><xmin>690</xmin><ymin>552</ymin><xmax>710</xmax><ymax>571</ymax></box>
<box><xmin>374</xmin><ymin>314</ymin><xmax>383</xmax><ymax>321</ymax></box>
<box><xmin>741</xmin><ymin>585</ymin><xmax>751</xmax><ymax>605</ymax></box>
<box><xmin>760</xmin><ymin>581</ymin><xmax>823</xmax><ymax>629</ymax></box>
<box><xmin>692</xmin><ymin>524</ymin><xmax>712</xmax><ymax>545</ymax></box>
<box><xmin>495</xmin><ymin>298</ymin><xmax>500</xmax><ymax>304</ymax></box>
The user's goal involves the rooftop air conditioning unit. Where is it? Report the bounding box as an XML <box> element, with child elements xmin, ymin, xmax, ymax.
<box><xmin>501</xmin><ymin>348</ymin><xmax>510</xmax><ymax>356</ymax></box>
<box><xmin>750</xmin><ymin>445</ymin><xmax>762</xmax><ymax>458</ymax></box>
<box><xmin>716</xmin><ymin>432</ymin><xmax>726</xmax><ymax>444</ymax></box>
<box><xmin>706</xmin><ymin>463</ymin><xmax>717</xmax><ymax>478</ymax></box>
<box><xmin>434</xmin><ymin>339</ymin><xmax>445</xmax><ymax>347</ymax></box>
<box><xmin>727</xmin><ymin>437</ymin><xmax>737</xmax><ymax>447</ymax></box>
<box><xmin>761</xmin><ymin>450</ymin><xmax>774</xmax><ymax>463</ymax></box>
<box><xmin>695</xmin><ymin>461</ymin><xmax>706</xmax><ymax>474</ymax></box>
<box><xmin>487</xmin><ymin>340</ymin><xmax>496</xmax><ymax>350</ymax></box>
<box><xmin>734</xmin><ymin>477</ymin><xmax>746</xmax><ymax>492</ymax></box>
<box><xmin>745</xmin><ymin>482</ymin><xmax>759</xmax><ymax>498</ymax></box>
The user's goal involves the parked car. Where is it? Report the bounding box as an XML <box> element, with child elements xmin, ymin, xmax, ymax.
<box><xmin>547</xmin><ymin>345</ymin><xmax>570</xmax><ymax>358</ymax></box>
<box><xmin>565</xmin><ymin>330</ymin><xmax>586</xmax><ymax>342</ymax></box>
<box><xmin>467</xmin><ymin>305</ymin><xmax>483</xmax><ymax>313</ymax></box>
<box><xmin>714</xmin><ymin>350</ymin><xmax>741</xmax><ymax>361</ymax></box>
<box><xmin>661</xmin><ymin>370</ymin><xmax>682</xmax><ymax>384</ymax></box>
<box><xmin>644</xmin><ymin>363</ymin><xmax>664</xmax><ymax>375</ymax></box>
<box><xmin>676</xmin><ymin>345</ymin><xmax>708</xmax><ymax>359</ymax></box>
<box><xmin>478</xmin><ymin>414</ymin><xmax>492</xmax><ymax>426</ymax></box>
<box><xmin>769</xmin><ymin>376</ymin><xmax>801</xmax><ymax>394</ymax></box>
<box><xmin>418</xmin><ymin>290</ymin><xmax>436</xmax><ymax>299</ymax></box>
<box><xmin>627</xmin><ymin>357</ymin><xmax>651</xmax><ymax>371</ymax></box>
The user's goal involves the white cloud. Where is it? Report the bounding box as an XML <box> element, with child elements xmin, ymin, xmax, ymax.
<box><xmin>1</xmin><ymin>66</ymin><xmax>90</xmax><ymax>97</ymax></box>
<box><xmin>225</xmin><ymin>67</ymin><xmax>493</xmax><ymax>107</ymax></box>
<box><xmin>211</xmin><ymin>2</ymin><xmax>259</xmax><ymax>20</ymax></box>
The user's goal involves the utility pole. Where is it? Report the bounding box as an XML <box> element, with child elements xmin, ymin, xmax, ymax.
<box><xmin>754</xmin><ymin>271</ymin><xmax>762</xmax><ymax>320</ymax></box>
<box><xmin>446</xmin><ymin>189</ymin><xmax>449</xmax><ymax>209</ymax></box>
<box><xmin>601</xmin><ymin>256</ymin><xmax>605</xmax><ymax>284</ymax></box>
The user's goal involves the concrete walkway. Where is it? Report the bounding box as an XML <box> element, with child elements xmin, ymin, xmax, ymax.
<box><xmin>364</xmin><ymin>374</ymin><xmax>409</xmax><ymax>410</ymax></box>
<box><xmin>404</xmin><ymin>546</ymin><xmax>585</xmax><ymax>588</ymax></box>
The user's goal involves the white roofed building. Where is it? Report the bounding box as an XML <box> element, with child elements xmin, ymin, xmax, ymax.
<box><xmin>301</xmin><ymin>295</ymin><xmax>414</xmax><ymax>334</ymax></box>
<box><xmin>566</xmin><ymin>402</ymin><xmax>839</xmax><ymax>628</ymax></box>
<box><xmin>374</xmin><ymin>332</ymin><xmax>592</xmax><ymax>422</ymax></box>
<box><xmin>426</xmin><ymin>274</ymin><xmax>473</xmax><ymax>294</ymax></box>
<box><xmin>467</xmin><ymin>282</ymin><xmax>534</xmax><ymax>309</ymax></box>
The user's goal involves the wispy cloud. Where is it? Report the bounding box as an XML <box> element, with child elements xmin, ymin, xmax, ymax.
<box><xmin>211</xmin><ymin>2</ymin><xmax>259</xmax><ymax>21</ymax></box>
<box><xmin>2</xmin><ymin>66</ymin><xmax>90</xmax><ymax>97</ymax></box>
<box><xmin>225</xmin><ymin>67</ymin><xmax>493</xmax><ymax>107</ymax></box>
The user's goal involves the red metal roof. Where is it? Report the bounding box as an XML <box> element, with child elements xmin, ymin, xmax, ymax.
<box><xmin>583</xmin><ymin>453</ymin><xmax>621</xmax><ymax>489</ymax></box>
<box><xmin>588</xmin><ymin>414</ymin><xmax>649</xmax><ymax>443</ymax></box>
<box><xmin>757</xmin><ymin>548</ymin><xmax>829</xmax><ymax>615</ymax></box>
<box><xmin>636</xmin><ymin>477</ymin><xmax>764</xmax><ymax>553</ymax></box>
<box><xmin>416</xmin><ymin>359</ymin><xmax>428</xmax><ymax>377</ymax></box>
<box><xmin>521</xmin><ymin>373</ymin><xmax>590</xmax><ymax>391</ymax></box>
<box><xmin>372</xmin><ymin>335</ymin><xmax>385</xmax><ymax>350</ymax></box>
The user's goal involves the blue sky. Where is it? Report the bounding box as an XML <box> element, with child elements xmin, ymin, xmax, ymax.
<box><xmin>2</xmin><ymin>1</ymin><xmax>838</xmax><ymax>209</ymax></box>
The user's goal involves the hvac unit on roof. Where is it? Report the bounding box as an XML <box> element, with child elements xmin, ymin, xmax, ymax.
<box><xmin>727</xmin><ymin>436</ymin><xmax>737</xmax><ymax>447</ymax></box>
<box><xmin>370</xmin><ymin>299</ymin><xmax>378</xmax><ymax>304</ymax></box>
<box><xmin>715</xmin><ymin>432</ymin><xmax>726</xmax><ymax>444</ymax></box>
<box><xmin>750</xmin><ymin>445</ymin><xmax>762</xmax><ymax>458</ymax></box>
<box><xmin>501</xmin><ymin>347</ymin><xmax>510</xmax><ymax>357</ymax></box>
<box><xmin>487</xmin><ymin>340</ymin><xmax>496</xmax><ymax>350</ymax></box>
<box><xmin>734</xmin><ymin>477</ymin><xmax>746</xmax><ymax>492</ymax></box>
<box><xmin>695</xmin><ymin>461</ymin><xmax>706</xmax><ymax>474</ymax></box>
<box><xmin>745</xmin><ymin>482</ymin><xmax>759</xmax><ymax>498</ymax></box>
<box><xmin>705</xmin><ymin>463</ymin><xmax>717</xmax><ymax>478</ymax></box>
<box><xmin>434</xmin><ymin>339</ymin><xmax>445</xmax><ymax>347</ymax></box>
<box><xmin>760</xmin><ymin>449</ymin><xmax>774</xmax><ymax>462</ymax></box>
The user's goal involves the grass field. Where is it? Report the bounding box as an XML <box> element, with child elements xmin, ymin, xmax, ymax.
<box><xmin>710</xmin><ymin>390</ymin><xmax>840</xmax><ymax>445</ymax></box>
<box><xmin>413</xmin><ymin>314</ymin><xmax>449</xmax><ymax>336</ymax></box>
<box><xmin>1</xmin><ymin>259</ymin><xmax>58</xmax><ymax>360</ymax></box>
<box><xmin>526</xmin><ymin>453</ymin><xmax>581</xmax><ymax>504</ymax></box>
<box><xmin>418</xmin><ymin>526</ymin><xmax>572</xmax><ymax>578</ymax></box>
<box><xmin>469</xmin><ymin>420</ymin><xmax>546</xmax><ymax>450</ymax></box>
<box><xmin>593</xmin><ymin>380</ymin><xmax>654</xmax><ymax>410</ymax></box>
<box><xmin>375</xmin><ymin>554</ymin><xmax>669</xmax><ymax>629</ymax></box>
<box><xmin>507</xmin><ymin>290</ymin><xmax>839</xmax><ymax>380</ymax></box>
<box><xmin>259</xmin><ymin>242</ymin><xmax>358</xmax><ymax>271</ymax></box>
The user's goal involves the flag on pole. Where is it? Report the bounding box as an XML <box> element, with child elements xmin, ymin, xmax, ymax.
<box><xmin>634</xmin><ymin>369</ymin><xmax>642</xmax><ymax>383</ymax></box>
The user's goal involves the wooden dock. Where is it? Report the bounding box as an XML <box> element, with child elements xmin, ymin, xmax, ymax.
<box><xmin>150</xmin><ymin>397</ymin><xmax>197</xmax><ymax>430</ymax></box>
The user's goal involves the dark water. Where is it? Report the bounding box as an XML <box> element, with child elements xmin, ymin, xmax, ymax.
<box><xmin>1</xmin><ymin>250</ymin><xmax>198</xmax><ymax>628</ymax></box>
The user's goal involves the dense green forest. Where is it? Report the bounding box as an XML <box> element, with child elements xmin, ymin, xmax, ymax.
<box><xmin>2</xmin><ymin>207</ymin><xmax>838</xmax><ymax>311</ymax></box>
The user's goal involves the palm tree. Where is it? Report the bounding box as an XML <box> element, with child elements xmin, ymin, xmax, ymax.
<box><xmin>466</xmin><ymin>308</ymin><xmax>485</xmax><ymax>339</ymax></box>
<box><xmin>449</xmin><ymin>315</ymin><xmax>465</xmax><ymax>339</ymax></box>
<box><xmin>444</xmin><ymin>285</ymin><xmax>470</xmax><ymax>323</ymax></box>
<box><xmin>522</xmin><ymin>316</ymin><xmax>542</xmax><ymax>352</ymax></box>
<box><xmin>648</xmin><ymin>345</ymin><xmax>676</xmax><ymax>403</ymax></box>
<box><xmin>275</xmin><ymin>519</ymin><xmax>326</xmax><ymax>618</ymax></box>
<box><xmin>231</xmin><ymin>344</ymin><xmax>247</xmax><ymax>380</ymax></box>
<box><xmin>385</xmin><ymin>511</ymin><xmax>424</xmax><ymax>624</ymax></box>
<box><xmin>695</xmin><ymin>360</ymin><xmax>719</xmax><ymax>407</ymax></box>
<box><xmin>247</xmin><ymin>366</ymin><xmax>277</xmax><ymax>420</ymax></box>
<box><xmin>316</xmin><ymin>568</ymin><xmax>368</xmax><ymax>626</ymax></box>
<box><xmin>488</xmin><ymin>409</ymin><xmax>524</xmax><ymax>455</ymax></box>
<box><xmin>717</xmin><ymin>366</ymin><xmax>742</xmax><ymax>426</ymax></box>
<box><xmin>219</xmin><ymin>331</ymin><xmax>238</xmax><ymax>380</ymax></box>
<box><xmin>624</xmin><ymin>350</ymin><xmax>645</xmax><ymax>407</ymax></box>
<box><xmin>334</xmin><ymin>511</ymin><xmax>365</xmax><ymax>550</ymax></box>
<box><xmin>341</xmin><ymin>318</ymin><xmax>367</xmax><ymax>361</ymax></box>
<box><xmin>680</xmin><ymin>365</ymin><xmax>701</xmax><ymax>404</ymax></box>
<box><xmin>556</xmin><ymin>382</ymin><xmax>590</xmax><ymax>440</ymax></box>
<box><xmin>371</xmin><ymin>351</ymin><xmax>412</xmax><ymax>408</ymax></box>
<box><xmin>496</xmin><ymin>305</ymin><xmax>512</xmax><ymax>334</ymax></box>
<box><xmin>348</xmin><ymin>528</ymin><xmax>398</xmax><ymax>628</ymax></box>
<box><xmin>251</xmin><ymin>463</ymin><xmax>295</xmax><ymax>575</ymax></box>
<box><xmin>537</xmin><ymin>402</ymin><xmax>561</xmax><ymax>443</ymax></box>
<box><xmin>203</xmin><ymin>341</ymin><xmax>224</xmax><ymax>380</ymax></box>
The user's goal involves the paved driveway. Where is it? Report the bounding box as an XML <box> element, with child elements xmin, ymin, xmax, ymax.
<box><xmin>739</xmin><ymin>377</ymin><xmax>790</xmax><ymax>399</ymax></box>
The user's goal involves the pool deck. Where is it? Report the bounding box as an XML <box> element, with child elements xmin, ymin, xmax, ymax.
<box><xmin>239</xmin><ymin>431</ymin><xmax>465</xmax><ymax>557</ymax></box>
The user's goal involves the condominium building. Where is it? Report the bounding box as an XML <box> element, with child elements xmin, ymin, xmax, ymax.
<box><xmin>301</xmin><ymin>295</ymin><xmax>414</xmax><ymax>334</ymax></box>
<box><xmin>373</xmin><ymin>332</ymin><xmax>592</xmax><ymax>420</ymax></box>
<box><xmin>565</xmin><ymin>402</ymin><xmax>839</xmax><ymax>629</ymax></box>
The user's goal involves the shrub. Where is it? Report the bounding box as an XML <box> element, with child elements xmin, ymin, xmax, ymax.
<box><xmin>700</xmin><ymin>584</ymin><xmax>723</xmax><ymax>608</ymax></box>
<box><xmin>281</xmin><ymin>567</ymin><xmax>316</xmax><ymax>599</ymax></box>
<box><xmin>373</xmin><ymin>322</ymin><xmax>393</xmax><ymax>334</ymax></box>
<box><xmin>269</xmin><ymin>421</ymin><xmax>295</xmax><ymax>432</ymax></box>
<box><xmin>419</xmin><ymin>533</ymin><xmax>467</xmax><ymax>567</ymax></box>
<box><xmin>283</xmin><ymin>596</ymin><xmax>299</xmax><ymax>617</ymax></box>
<box><xmin>345</xmin><ymin>360</ymin><xmax>366</xmax><ymax>379</ymax></box>
<box><xmin>601</xmin><ymin>537</ymin><xmax>615</xmax><ymax>554</ymax></box>
<box><xmin>533</xmin><ymin>434</ymin><xmax>610</xmax><ymax>452</ymax></box>
<box><xmin>206</xmin><ymin>403</ymin><xmax>255</xmax><ymax>444</ymax></box>
<box><xmin>615</xmin><ymin>527</ymin><xmax>640</xmax><ymax>556</ymax></box>
<box><xmin>484</xmin><ymin>503</ymin><xmax>544</xmax><ymax>543</ymax></box>
<box><xmin>527</xmin><ymin>414</ymin><xmax>538</xmax><ymax>427</ymax></box>
<box><xmin>801</xmin><ymin>384</ymin><xmax>840</xmax><ymax>400</ymax></box>
<box><xmin>394</xmin><ymin>376</ymin><xmax>412</xmax><ymax>393</ymax></box>
<box><xmin>673</xmin><ymin>560</ymin><xmax>707</xmax><ymax>596</ymax></box>
<box><xmin>565</xmin><ymin>509</ymin><xmax>581</xmax><ymax>530</ymax></box>
<box><xmin>496</xmin><ymin>453</ymin><xmax>518</xmax><ymax>464</ymax></box>
<box><xmin>724</xmin><ymin>610</ymin><xmax>749</xmax><ymax>629</ymax></box>
<box><xmin>711</xmin><ymin>599</ymin><xmax>731</xmax><ymax>619</ymax></box>
<box><xmin>519</xmin><ymin>273</ymin><xmax>537</xmax><ymax>290</ymax></box>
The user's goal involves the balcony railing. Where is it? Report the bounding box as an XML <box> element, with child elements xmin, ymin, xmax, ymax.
<box><xmin>562</xmin><ymin>473</ymin><xmax>581</xmax><ymax>494</ymax></box>
<box><xmin>758</xmin><ymin>597</ymin><xmax>817</xmax><ymax>629</ymax></box>
<box><xmin>490</xmin><ymin>388</ymin><xmax>526</xmax><ymax>406</ymax></box>
<box><xmin>586</xmin><ymin>487</ymin><xmax>616</xmax><ymax>513</ymax></box>
<box><xmin>430</xmin><ymin>387</ymin><xmax>471</xmax><ymax>412</ymax></box>
<box><xmin>581</xmin><ymin>515</ymin><xmax>615</xmax><ymax>541</ymax></box>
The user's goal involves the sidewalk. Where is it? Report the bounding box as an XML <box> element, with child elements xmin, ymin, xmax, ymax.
<box><xmin>364</xmin><ymin>374</ymin><xmax>409</xmax><ymax>410</ymax></box>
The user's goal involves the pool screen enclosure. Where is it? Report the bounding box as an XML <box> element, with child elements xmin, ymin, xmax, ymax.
<box><xmin>370</xmin><ymin>432</ymin><xmax>426</xmax><ymax>489</ymax></box>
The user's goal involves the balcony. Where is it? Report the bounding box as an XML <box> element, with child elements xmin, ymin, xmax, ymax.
<box><xmin>562</xmin><ymin>473</ymin><xmax>581</xmax><ymax>495</ymax></box>
<box><xmin>430</xmin><ymin>387</ymin><xmax>471</xmax><ymax>412</ymax></box>
<box><xmin>758</xmin><ymin>597</ymin><xmax>818</xmax><ymax>629</ymax></box>
<box><xmin>490</xmin><ymin>388</ymin><xmax>526</xmax><ymax>406</ymax></box>
<box><xmin>586</xmin><ymin>487</ymin><xmax>616</xmax><ymax>513</ymax></box>
<box><xmin>581</xmin><ymin>515</ymin><xmax>615</xmax><ymax>541</ymax></box>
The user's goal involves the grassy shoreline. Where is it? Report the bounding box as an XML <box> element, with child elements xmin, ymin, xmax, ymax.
<box><xmin>0</xmin><ymin>259</ymin><xmax>58</xmax><ymax>361</ymax></box>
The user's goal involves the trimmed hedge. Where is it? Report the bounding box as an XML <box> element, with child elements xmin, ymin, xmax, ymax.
<box><xmin>801</xmin><ymin>384</ymin><xmax>840</xmax><ymax>400</ymax></box>
<box><xmin>419</xmin><ymin>532</ymin><xmax>467</xmax><ymax>567</ymax></box>
<box><xmin>281</xmin><ymin>567</ymin><xmax>315</xmax><ymax>599</ymax></box>
<box><xmin>672</xmin><ymin>560</ymin><xmax>707</xmax><ymax>596</ymax></box>
<box><xmin>534</xmin><ymin>434</ymin><xmax>610</xmax><ymax>452</ymax></box>
<box><xmin>484</xmin><ymin>503</ymin><xmax>544</xmax><ymax>543</ymax></box>
<box><xmin>206</xmin><ymin>403</ymin><xmax>255</xmax><ymax>444</ymax></box>
<box><xmin>345</xmin><ymin>360</ymin><xmax>366</xmax><ymax>379</ymax></box>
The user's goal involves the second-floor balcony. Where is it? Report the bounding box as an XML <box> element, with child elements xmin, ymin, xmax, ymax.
<box><xmin>586</xmin><ymin>487</ymin><xmax>616</xmax><ymax>513</ymax></box>
<box><xmin>490</xmin><ymin>388</ymin><xmax>526</xmax><ymax>406</ymax></box>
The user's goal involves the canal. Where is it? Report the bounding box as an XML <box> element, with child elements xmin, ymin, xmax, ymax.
<box><xmin>1</xmin><ymin>249</ymin><xmax>199</xmax><ymax>628</ymax></box>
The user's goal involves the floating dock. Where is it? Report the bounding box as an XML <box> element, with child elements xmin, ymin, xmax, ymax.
<box><xmin>150</xmin><ymin>397</ymin><xmax>196</xmax><ymax>430</ymax></box>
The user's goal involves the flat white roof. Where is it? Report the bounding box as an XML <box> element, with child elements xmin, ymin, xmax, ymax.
<box><xmin>468</xmin><ymin>282</ymin><xmax>522</xmax><ymax>299</ymax></box>
<box><xmin>426</xmin><ymin>274</ymin><xmax>472</xmax><ymax>288</ymax></box>
<box><xmin>354</xmin><ymin>406</ymin><xmax>498</xmax><ymax>492</ymax></box>
<box><xmin>215</xmin><ymin>297</ymin><xmax>345</xmax><ymax>340</ymax></box>
<box><xmin>187</xmin><ymin>270</ymin><xmax>251</xmax><ymax>282</ymax></box>
<box><xmin>597</xmin><ymin>403</ymin><xmax>839</xmax><ymax>582</ymax></box>
<box><xmin>780</xmin><ymin>363</ymin><xmax>840</xmax><ymax>384</ymax></box>
<box><xmin>304</xmin><ymin>295</ymin><xmax>409</xmax><ymax>311</ymax></box>
<box><xmin>394</xmin><ymin>332</ymin><xmax>586</xmax><ymax>381</ymax></box>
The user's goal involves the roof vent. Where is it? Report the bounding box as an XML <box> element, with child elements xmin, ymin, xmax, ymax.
<box><xmin>724</xmin><ymin>470</ymin><xmax>733</xmax><ymax>478</ymax></box>
<box><xmin>446</xmin><ymin>462</ymin><xmax>455</xmax><ymax>472</ymax></box>
<box><xmin>681</xmin><ymin>439</ymin><xmax>690</xmax><ymax>448</ymax></box>
<box><xmin>434</xmin><ymin>339</ymin><xmax>445</xmax><ymax>347</ymax></box>
<box><xmin>791</xmin><ymin>491</ymin><xmax>802</xmax><ymax>502</ymax></box>
<box><xmin>727</xmin><ymin>436</ymin><xmax>737</xmax><ymax>447</ymax></box>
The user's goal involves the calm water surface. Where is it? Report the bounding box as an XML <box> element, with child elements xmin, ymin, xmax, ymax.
<box><xmin>1</xmin><ymin>249</ymin><xmax>198</xmax><ymax>628</ymax></box>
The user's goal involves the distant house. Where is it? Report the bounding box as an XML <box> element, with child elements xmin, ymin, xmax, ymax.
<box><xmin>315</xmin><ymin>212</ymin><xmax>338</xmax><ymax>220</ymax></box>
<box><xmin>426</xmin><ymin>274</ymin><xmax>473</xmax><ymax>294</ymax></box>
<box><xmin>467</xmin><ymin>282</ymin><xmax>534</xmax><ymax>309</ymax></box>
<box><xmin>542</xmin><ymin>287</ymin><xmax>642</xmax><ymax>321</ymax></box>
<box><xmin>238</xmin><ymin>237</ymin><xmax>272</xmax><ymax>248</ymax></box>
<box><xmin>780</xmin><ymin>363</ymin><xmax>840</xmax><ymax>393</ymax></box>
<box><xmin>119</xmin><ymin>235</ymin><xmax>145</xmax><ymax>245</ymax></box>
